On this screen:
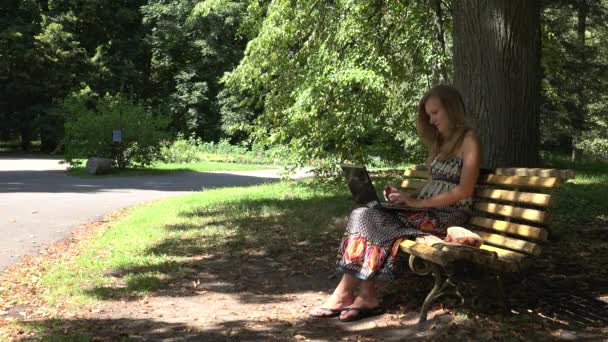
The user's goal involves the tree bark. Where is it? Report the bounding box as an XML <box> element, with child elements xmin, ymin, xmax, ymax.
<box><xmin>453</xmin><ymin>0</ymin><xmax>542</xmax><ymax>168</ymax></box>
<box><xmin>571</xmin><ymin>0</ymin><xmax>590</xmax><ymax>162</ymax></box>
<box><xmin>430</xmin><ymin>0</ymin><xmax>449</xmax><ymax>84</ymax></box>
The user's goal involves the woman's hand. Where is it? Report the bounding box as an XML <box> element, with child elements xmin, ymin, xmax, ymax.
<box><xmin>401</xmin><ymin>196</ymin><xmax>425</xmax><ymax>208</ymax></box>
<box><xmin>384</xmin><ymin>185</ymin><xmax>401</xmax><ymax>203</ymax></box>
<box><xmin>387</xmin><ymin>192</ymin><xmax>404</xmax><ymax>204</ymax></box>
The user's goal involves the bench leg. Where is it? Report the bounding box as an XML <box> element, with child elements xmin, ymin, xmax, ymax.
<box><xmin>418</xmin><ymin>263</ymin><xmax>444</xmax><ymax>324</ymax></box>
<box><xmin>408</xmin><ymin>256</ymin><xmax>456</xmax><ymax>325</ymax></box>
<box><xmin>495</xmin><ymin>274</ymin><xmax>510</xmax><ymax>313</ymax></box>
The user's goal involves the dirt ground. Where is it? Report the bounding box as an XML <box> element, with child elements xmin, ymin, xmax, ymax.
<box><xmin>65</xmin><ymin>257</ymin><xmax>457</xmax><ymax>341</ymax></box>
<box><xmin>1</xmin><ymin>211</ymin><xmax>606</xmax><ymax>341</ymax></box>
<box><xmin>0</xmin><ymin>209</ymin><xmax>471</xmax><ymax>341</ymax></box>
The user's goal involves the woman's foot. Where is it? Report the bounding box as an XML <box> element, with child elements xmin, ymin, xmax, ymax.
<box><xmin>338</xmin><ymin>295</ymin><xmax>381</xmax><ymax>321</ymax></box>
<box><xmin>309</xmin><ymin>291</ymin><xmax>355</xmax><ymax>318</ymax></box>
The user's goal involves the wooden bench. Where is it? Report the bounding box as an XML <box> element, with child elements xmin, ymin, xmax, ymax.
<box><xmin>397</xmin><ymin>165</ymin><xmax>576</xmax><ymax>324</ymax></box>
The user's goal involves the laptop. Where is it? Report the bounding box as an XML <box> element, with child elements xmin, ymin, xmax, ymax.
<box><xmin>340</xmin><ymin>164</ymin><xmax>426</xmax><ymax>211</ymax></box>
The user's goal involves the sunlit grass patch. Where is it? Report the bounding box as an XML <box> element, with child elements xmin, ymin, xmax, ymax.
<box><xmin>36</xmin><ymin>180</ymin><xmax>350</xmax><ymax>307</ymax></box>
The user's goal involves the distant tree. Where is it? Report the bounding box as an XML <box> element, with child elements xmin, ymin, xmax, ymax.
<box><xmin>542</xmin><ymin>0</ymin><xmax>608</xmax><ymax>160</ymax></box>
<box><xmin>33</xmin><ymin>21</ymin><xmax>88</xmax><ymax>152</ymax></box>
<box><xmin>141</xmin><ymin>0</ymin><xmax>248</xmax><ymax>141</ymax></box>
<box><xmin>223</xmin><ymin>1</ymin><xmax>442</xmax><ymax>172</ymax></box>
<box><xmin>0</xmin><ymin>0</ymin><xmax>42</xmax><ymax>150</ymax></box>
<box><xmin>47</xmin><ymin>0</ymin><xmax>152</xmax><ymax>98</ymax></box>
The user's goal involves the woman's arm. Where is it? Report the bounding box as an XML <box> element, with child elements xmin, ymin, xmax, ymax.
<box><xmin>403</xmin><ymin>131</ymin><xmax>481</xmax><ymax>208</ymax></box>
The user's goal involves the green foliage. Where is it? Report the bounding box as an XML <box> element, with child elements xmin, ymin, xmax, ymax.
<box><xmin>578</xmin><ymin>118</ymin><xmax>608</xmax><ymax>158</ymax></box>
<box><xmin>141</xmin><ymin>0</ymin><xmax>248</xmax><ymax>140</ymax></box>
<box><xmin>33</xmin><ymin>21</ymin><xmax>88</xmax><ymax>152</ymax></box>
<box><xmin>62</xmin><ymin>90</ymin><xmax>169</xmax><ymax>168</ymax></box>
<box><xmin>541</xmin><ymin>1</ymin><xmax>608</xmax><ymax>157</ymax></box>
<box><xmin>48</xmin><ymin>0</ymin><xmax>151</xmax><ymax>98</ymax></box>
<box><xmin>223</xmin><ymin>1</ymin><xmax>438</xmax><ymax>173</ymax></box>
<box><xmin>0</xmin><ymin>0</ymin><xmax>42</xmax><ymax>148</ymax></box>
<box><xmin>159</xmin><ymin>135</ymin><xmax>287</xmax><ymax>164</ymax></box>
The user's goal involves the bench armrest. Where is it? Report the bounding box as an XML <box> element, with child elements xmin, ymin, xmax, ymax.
<box><xmin>399</xmin><ymin>240</ymin><xmax>455</xmax><ymax>266</ymax></box>
<box><xmin>400</xmin><ymin>240</ymin><xmax>501</xmax><ymax>267</ymax></box>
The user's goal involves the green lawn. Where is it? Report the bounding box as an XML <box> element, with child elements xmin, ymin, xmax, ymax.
<box><xmin>34</xmin><ymin>180</ymin><xmax>351</xmax><ymax>306</ymax></box>
<box><xmin>2</xmin><ymin>159</ymin><xmax>608</xmax><ymax>339</ymax></box>
<box><xmin>67</xmin><ymin>161</ymin><xmax>277</xmax><ymax>177</ymax></box>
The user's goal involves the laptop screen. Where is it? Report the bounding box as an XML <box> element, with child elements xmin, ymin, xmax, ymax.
<box><xmin>340</xmin><ymin>164</ymin><xmax>379</xmax><ymax>205</ymax></box>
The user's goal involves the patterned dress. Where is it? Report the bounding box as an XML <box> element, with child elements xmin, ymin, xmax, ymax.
<box><xmin>336</xmin><ymin>157</ymin><xmax>473</xmax><ymax>280</ymax></box>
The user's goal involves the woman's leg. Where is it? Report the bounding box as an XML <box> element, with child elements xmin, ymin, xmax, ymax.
<box><xmin>309</xmin><ymin>273</ymin><xmax>359</xmax><ymax>317</ymax></box>
<box><xmin>339</xmin><ymin>279</ymin><xmax>380</xmax><ymax>321</ymax></box>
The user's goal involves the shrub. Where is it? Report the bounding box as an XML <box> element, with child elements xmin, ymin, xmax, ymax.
<box><xmin>158</xmin><ymin>135</ymin><xmax>203</xmax><ymax>163</ymax></box>
<box><xmin>159</xmin><ymin>136</ymin><xmax>288</xmax><ymax>165</ymax></box>
<box><xmin>62</xmin><ymin>90</ymin><xmax>169</xmax><ymax>168</ymax></box>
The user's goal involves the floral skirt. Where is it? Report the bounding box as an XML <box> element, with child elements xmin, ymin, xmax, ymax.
<box><xmin>336</xmin><ymin>206</ymin><xmax>469</xmax><ymax>280</ymax></box>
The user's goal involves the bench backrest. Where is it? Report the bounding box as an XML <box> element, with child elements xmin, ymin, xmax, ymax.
<box><xmin>400</xmin><ymin>165</ymin><xmax>575</xmax><ymax>266</ymax></box>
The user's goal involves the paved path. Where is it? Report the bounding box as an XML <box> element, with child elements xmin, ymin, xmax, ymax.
<box><xmin>0</xmin><ymin>157</ymin><xmax>297</xmax><ymax>271</ymax></box>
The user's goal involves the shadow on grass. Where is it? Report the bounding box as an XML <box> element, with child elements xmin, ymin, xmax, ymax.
<box><xmin>76</xmin><ymin>176</ymin><xmax>608</xmax><ymax>339</ymax></box>
<box><xmin>68</xmin><ymin>166</ymin><xmax>189</xmax><ymax>178</ymax></box>
<box><xmin>85</xmin><ymin>193</ymin><xmax>352</xmax><ymax>301</ymax></box>
<box><xmin>67</xmin><ymin>163</ymin><xmax>276</xmax><ymax>178</ymax></box>
<box><xmin>18</xmin><ymin>315</ymin><xmax>458</xmax><ymax>342</ymax></box>
<box><xmin>479</xmin><ymin>178</ymin><xmax>608</xmax><ymax>331</ymax></box>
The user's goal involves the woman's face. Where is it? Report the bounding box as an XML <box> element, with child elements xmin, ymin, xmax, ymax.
<box><xmin>424</xmin><ymin>96</ymin><xmax>450</xmax><ymax>136</ymax></box>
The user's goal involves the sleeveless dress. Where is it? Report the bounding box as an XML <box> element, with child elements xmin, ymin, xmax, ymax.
<box><xmin>336</xmin><ymin>157</ymin><xmax>473</xmax><ymax>280</ymax></box>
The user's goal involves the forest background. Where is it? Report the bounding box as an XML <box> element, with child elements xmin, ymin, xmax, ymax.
<box><xmin>2</xmin><ymin>0</ymin><xmax>607</xmax><ymax>173</ymax></box>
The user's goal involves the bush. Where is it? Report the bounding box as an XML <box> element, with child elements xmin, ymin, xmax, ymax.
<box><xmin>159</xmin><ymin>136</ymin><xmax>287</xmax><ymax>165</ymax></box>
<box><xmin>62</xmin><ymin>91</ymin><xmax>169</xmax><ymax>168</ymax></box>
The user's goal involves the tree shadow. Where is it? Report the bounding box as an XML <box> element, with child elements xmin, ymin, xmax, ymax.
<box><xmin>0</xmin><ymin>169</ymin><xmax>279</xmax><ymax>194</ymax></box>
<box><xmin>18</xmin><ymin>315</ymin><xmax>458</xmax><ymax>342</ymax></box>
<box><xmin>84</xmin><ymin>194</ymin><xmax>352</xmax><ymax>304</ymax></box>
<box><xmin>36</xmin><ymin>175</ymin><xmax>608</xmax><ymax>340</ymax></box>
<box><xmin>438</xmin><ymin>178</ymin><xmax>608</xmax><ymax>334</ymax></box>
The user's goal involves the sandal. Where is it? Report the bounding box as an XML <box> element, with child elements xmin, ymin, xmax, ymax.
<box><xmin>309</xmin><ymin>307</ymin><xmax>345</xmax><ymax>318</ymax></box>
<box><xmin>338</xmin><ymin>306</ymin><xmax>385</xmax><ymax>322</ymax></box>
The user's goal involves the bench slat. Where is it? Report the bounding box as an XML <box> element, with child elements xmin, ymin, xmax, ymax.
<box><xmin>401</xmin><ymin>240</ymin><xmax>526</xmax><ymax>273</ymax></box>
<box><xmin>479</xmin><ymin>174</ymin><xmax>562</xmax><ymax>189</ymax></box>
<box><xmin>467</xmin><ymin>229</ymin><xmax>542</xmax><ymax>256</ymax></box>
<box><xmin>479</xmin><ymin>244</ymin><xmax>528</xmax><ymax>261</ymax></box>
<box><xmin>406</xmin><ymin>166</ymin><xmax>575</xmax><ymax>181</ymax></box>
<box><xmin>467</xmin><ymin>251</ymin><xmax>521</xmax><ymax>273</ymax></box>
<box><xmin>399</xmin><ymin>239</ymin><xmax>452</xmax><ymax>266</ymax></box>
<box><xmin>474</xmin><ymin>202</ymin><xmax>549</xmax><ymax>224</ymax></box>
<box><xmin>475</xmin><ymin>188</ymin><xmax>555</xmax><ymax>207</ymax></box>
<box><xmin>429</xmin><ymin>244</ymin><xmax>521</xmax><ymax>273</ymax></box>
<box><xmin>400</xmin><ymin>182</ymin><xmax>555</xmax><ymax>208</ymax></box>
<box><xmin>494</xmin><ymin>168</ymin><xmax>576</xmax><ymax>180</ymax></box>
<box><xmin>400</xmin><ymin>179</ymin><xmax>425</xmax><ymax>191</ymax></box>
<box><xmin>402</xmin><ymin>169</ymin><xmax>429</xmax><ymax>179</ymax></box>
<box><xmin>468</xmin><ymin>216</ymin><xmax>548</xmax><ymax>241</ymax></box>
<box><xmin>412</xmin><ymin>164</ymin><xmax>429</xmax><ymax>171</ymax></box>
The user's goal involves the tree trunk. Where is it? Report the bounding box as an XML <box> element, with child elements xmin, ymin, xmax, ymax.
<box><xmin>453</xmin><ymin>0</ymin><xmax>542</xmax><ymax>168</ymax></box>
<box><xmin>430</xmin><ymin>0</ymin><xmax>449</xmax><ymax>84</ymax></box>
<box><xmin>19</xmin><ymin>112</ymin><xmax>34</xmax><ymax>152</ymax></box>
<box><xmin>571</xmin><ymin>0</ymin><xmax>589</xmax><ymax>162</ymax></box>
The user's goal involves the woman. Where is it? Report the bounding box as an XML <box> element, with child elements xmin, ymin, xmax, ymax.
<box><xmin>310</xmin><ymin>84</ymin><xmax>481</xmax><ymax>322</ymax></box>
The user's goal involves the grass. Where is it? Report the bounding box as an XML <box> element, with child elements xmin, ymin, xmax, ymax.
<box><xmin>2</xmin><ymin>158</ymin><xmax>608</xmax><ymax>339</ymax></box>
<box><xmin>67</xmin><ymin>161</ymin><xmax>277</xmax><ymax>177</ymax></box>
<box><xmin>0</xmin><ymin>140</ymin><xmax>43</xmax><ymax>154</ymax></box>
<box><xmin>30</xmin><ymin>180</ymin><xmax>351</xmax><ymax>306</ymax></box>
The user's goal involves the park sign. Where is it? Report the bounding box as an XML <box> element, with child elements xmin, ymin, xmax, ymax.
<box><xmin>112</xmin><ymin>129</ymin><xmax>122</xmax><ymax>143</ymax></box>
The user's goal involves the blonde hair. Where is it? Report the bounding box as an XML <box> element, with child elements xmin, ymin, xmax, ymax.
<box><xmin>416</xmin><ymin>84</ymin><xmax>469</xmax><ymax>163</ymax></box>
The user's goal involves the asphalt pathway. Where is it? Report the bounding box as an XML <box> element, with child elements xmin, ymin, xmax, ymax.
<box><xmin>0</xmin><ymin>157</ymin><xmax>290</xmax><ymax>271</ymax></box>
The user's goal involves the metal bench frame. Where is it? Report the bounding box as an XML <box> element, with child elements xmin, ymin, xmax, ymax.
<box><xmin>397</xmin><ymin>166</ymin><xmax>575</xmax><ymax>324</ymax></box>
